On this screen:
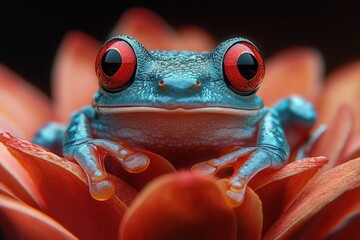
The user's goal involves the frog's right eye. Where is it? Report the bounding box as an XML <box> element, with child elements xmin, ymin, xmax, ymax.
<box><xmin>95</xmin><ymin>39</ymin><xmax>137</xmax><ymax>92</ymax></box>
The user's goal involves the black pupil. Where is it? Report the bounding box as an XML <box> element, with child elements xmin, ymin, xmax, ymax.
<box><xmin>237</xmin><ymin>53</ymin><xmax>258</xmax><ymax>80</ymax></box>
<box><xmin>101</xmin><ymin>49</ymin><xmax>122</xmax><ymax>77</ymax></box>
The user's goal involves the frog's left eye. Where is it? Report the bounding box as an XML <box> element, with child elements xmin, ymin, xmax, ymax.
<box><xmin>223</xmin><ymin>41</ymin><xmax>264</xmax><ymax>95</ymax></box>
<box><xmin>95</xmin><ymin>39</ymin><xmax>136</xmax><ymax>92</ymax></box>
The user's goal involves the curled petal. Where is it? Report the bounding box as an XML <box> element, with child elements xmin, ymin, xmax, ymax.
<box><xmin>249</xmin><ymin>156</ymin><xmax>328</xmax><ymax>234</ymax></box>
<box><xmin>0</xmin><ymin>195</ymin><xmax>77</xmax><ymax>240</ymax></box>
<box><xmin>0</xmin><ymin>132</ymin><xmax>135</xmax><ymax>239</ymax></box>
<box><xmin>317</xmin><ymin>61</ymin><xmax>360</xmax><ymax>134</ymax></box>
<box><xmin>0</xmin><ymin>65</ymin><xmax>53</xmax><ymax>139</ymax></box>
<box><xmin>258</xmin><ymin>47</ymin><xmax>324</xmax><ymax>106</ymax></box>
<box><xmin>264</xmin><ymin>157</ymin><xmax>360</xmax><ymax>240</ymax></box>
<box><xmin>52</xmin><ymin>31</ymin><xmax>100</xmax><ymax>122</ymax></box>
<box><xmin>120</xmin><ymin>171</ymin><xmax>237</xmax><ymax>240</ymax></box>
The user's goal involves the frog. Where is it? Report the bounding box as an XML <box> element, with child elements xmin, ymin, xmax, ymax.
<box><xmin>33</xmin><ymin>35</ymin><xmax>316</xmax><ymax>205</ymax></box>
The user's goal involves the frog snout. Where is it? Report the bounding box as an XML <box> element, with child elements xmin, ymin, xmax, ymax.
<box><xmin>158</xmin><ymin>77</ymin><xmax>202</xmax><ymax>91</ymax></box>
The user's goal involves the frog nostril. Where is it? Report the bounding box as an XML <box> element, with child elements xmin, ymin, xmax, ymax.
<box><xmin>158</xmin><ymin>78</ymin><xmax>202</xmax><ymax>91</ymax></box>
<box><xmin>195</xmin><ymin>79</ymin><xmax>201</xmax><ymax>87</ymax></box>
<box><xmin>158</xmin><ymin>79</ymin><xmax>165</xmax><ymax>89</ymax></box>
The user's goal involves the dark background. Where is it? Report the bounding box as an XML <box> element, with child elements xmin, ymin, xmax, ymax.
<box><xmin>1</xmin><ymin>1</ymin><xmax>360</xmax><ymax>97</ymax></box>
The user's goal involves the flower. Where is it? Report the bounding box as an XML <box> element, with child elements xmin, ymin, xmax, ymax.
<box><xmin>0</xmin><ymin>7</ymin><xmax>359</xmax><ymax>240</ymax></box>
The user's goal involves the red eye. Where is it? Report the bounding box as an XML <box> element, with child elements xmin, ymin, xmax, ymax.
<box><xmin>95</xmin><ymin>39</ymin><xmax>136</xmax><ymax>91</ymax></box>
<box><xmin>223</xmin><ymin>42</ymin><xmax>264</xmax><ymax>95</ymax></box>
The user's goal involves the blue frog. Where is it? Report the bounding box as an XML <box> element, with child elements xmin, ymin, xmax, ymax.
<box><xmin>33</xmin><ymin>35</ymin><xmax>316</xmax><ymax>205</ymax></box>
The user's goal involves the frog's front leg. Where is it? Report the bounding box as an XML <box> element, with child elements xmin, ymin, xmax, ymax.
<box><xmin>63</xmin><ymin>107</ymin><xmax>150</xmax><ymax>200</ymax></box>
<box><xmin>193</xmin><ymin>109</ymin><xmax>289</xmax><ymax>206</ymax></box>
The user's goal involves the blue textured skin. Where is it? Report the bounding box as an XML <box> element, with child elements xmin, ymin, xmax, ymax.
<box><xmin>33</xmin><ymin>35</ymin><xmax>316</xmax><ymax>203</ymax></box>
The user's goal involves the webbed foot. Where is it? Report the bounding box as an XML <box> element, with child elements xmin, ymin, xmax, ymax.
<box><xmin>64</xmin><ymin>139</ymin><xmax>150</xmax><ymax>200</ymax></box>
<box><xmin>192</xmin><ymin>145</ymin><xmax>287</xmax><ymax>206</ymax></box>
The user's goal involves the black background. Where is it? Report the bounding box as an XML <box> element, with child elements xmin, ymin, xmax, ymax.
<box><xmin>1</xmin><ymin>1</ymin><xmax>360</xmax><ymax>96</ymax></box>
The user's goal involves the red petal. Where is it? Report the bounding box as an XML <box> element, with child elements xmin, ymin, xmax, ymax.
<box><xmin>317</xmin><ymin>61</ymin><xmax>360</xmax><ymax>134</ymax></box>
<box><xmin>249</xmin><ymin>156</ymin><xmax>328</xmax><ymax>234</ymax></box>
<box><xmin>308</xmin><ymin>104</ymin><xmax>353</xmax><ymax>171</ymax></box>
<box><xmin>234</xmin><ymin>187</ymin><xmax>263</xmax><ymax>240</ymax></box>
<box><xmin>0</xmin><ymin>195</ymin><xmax>77</xmax><ymax>239</ymax></box>
<box><xmin>0</xmin><ymin>65</ymin><xmax>53</xmax><ymax>139</ymax></box>
<box><xmin>294</xmin><ymin>184</ymin><xmax>360</xmax><ymax>239</ymax></box>
<box><xmin>0</xmin><ymin>144</ymin><xmax>44</xmax><ymax>208</ymax></box>
<box><xmin>264</xmin><ymin>157</ymin><xmax>360</xmax><ymax>240</ymax></box>
<box><xmin>111</xmin><ymin>7</ymin><xmax>215</xmax><ymax>51</ymax></box>
<box><xmin>120</xmin><ymin>171</ymin><xmax>237</xmax><ymax>240</ymax></box>
<box><xmin>258</xmin><ymin>47</ymin><xmax>324</xmax><ymax>107</ymax></box>
<box><xmin>325</xmin><ymin>214</ymin><xmax>360</xmax><ymax>240</ymax></box>
<box><xmin>0</xmin><ymin>132</ymin><xmax>134</xmax><ymax>239</ymax></box>
<box><xmin>52</xmin><ymin>31</ymin><xmax>100</xmax><ymax>123</ymax></box>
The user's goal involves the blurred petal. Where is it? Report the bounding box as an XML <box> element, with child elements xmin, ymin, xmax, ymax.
<box><xmin>120</xmin><ymin>171</ymin><xmax>236</xmax><ymax>240</ymax></box>
<box><xmin>107</xmin><ymin>148</ymin><xmax>176</xmax><ymax>191</ymax></box>
<box><xmin>0</xmin><ymin>144</ymin><xmax>44</xmax><ymax>208</ymax></box>
<box><xmin>317</xmin><ymin>61</ymin><xmax>360</xmax><ymax>133</ymax></box>
<box><xmin>0</xmin><ymin>195</ymin><xmax>77</xmax><ymax>240</ymax></box>
<box><xmin>249</xmin><ymin>156</ymin><xmax>328</xmax><ymax>234</ymax></box>
<box><xmin>233</xmin><ymin>187</ymin><xmax>263</xmax><ymax>240</ymax></box>
<box><xmin>52</xmin><ymin>31</ymin><xmax>100</xmax><ymax>122</ymax></box>
<box><xmin>258</xmin><ymin>47</ymin><xmax>324</xmax><ymax>106</ymax></box>
<box><xmin>172</xmin><ymin>26</ymin><xmax>216</xmax><ymax>51</ymax></box>
<box><xmin>264</xmin><ymin>157</ymin><xmax>360</xmax><ymax>240</ymax></box>
<box><xmin>0</xmin><ymin>132</ymin><xmax>133</xmax><ymax>239</ymax></box>
<box><xmin>0</xmin><ymin>65</ymin><xmax>53</xmax><ymax>139</ymax></box>
<box><xmin>308</xmin><ymin>104</ymin><xmax>353</xmax><ymax>172</ymax></box>
<box><xmin>343</xmin><ymin>132</ymin><xmax>360</xmax><ymax>161</ymax></box>
<box><xmin>111</xmin><ymin>7</ymin><xmax>176</xmax><ymax>49</ymax></box>
<box><xmin>325</xmin><ymin>214</ymin><xmax>360</xmax><ymax>240</ymax></box>
<box><xmin>111</xmin><ymin>7</ymin><xmax>215</xmax><ymax>51</ymax></box>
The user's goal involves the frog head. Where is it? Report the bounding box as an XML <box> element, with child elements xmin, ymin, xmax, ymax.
<box><xmin>92</xmin><ymin>35</ymin><xmax>265</xmax><ymax>112</ymax></box>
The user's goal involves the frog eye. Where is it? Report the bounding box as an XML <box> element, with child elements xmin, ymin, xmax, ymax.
<box><xmin>223</xmin><ymin>41</ymin><xmax>264</xmax><ymax>95</ymax></box>
<box><xmin>95</xmin><ymin>39</ymin><xmax>136</xmax><ymax>92</ymax></box>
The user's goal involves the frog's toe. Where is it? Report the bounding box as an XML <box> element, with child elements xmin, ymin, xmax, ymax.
<box><xmin>69</xmin><ymin>143</ymin><xmax>115</xmax><ymax>200</ymax></box>
<box><xmin>191</xmin><ymin>147</ymin><xmax>255</xmax><ymax>176</ymax></box>
<box><xmin>122</xmin><ymin>152</ymin><xmax>150</xmax><ymax>173</ymax></box>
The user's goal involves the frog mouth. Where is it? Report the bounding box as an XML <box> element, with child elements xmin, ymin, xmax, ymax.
<box><xmin>94</xmin><ymin>105</ymin><xmax>261</xmax><ymax>116</ymax></box>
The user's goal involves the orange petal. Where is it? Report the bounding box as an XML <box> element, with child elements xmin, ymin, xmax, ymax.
<box><xmin>111</xmin><ymin>7</ymin><xmax>177</xmax><ymax>50</ymax></box>
<box><xmin>0</xmin><ymin>144</ymin><xmax>44</xmax><ymax>208</ymax></box>
<box><xmin>173</xmin><ymin>26</ymin><xmax>216</xmax><ymax>51</ymax></box>
<box><xmin>233</xmin><ymin>187</ymin><xmax>263</xmax><ymax>240</ymax></box>
<box><xmin>107</xmin><ymin>147</ymin><xmax>176</xmax><ymax>191</ymax></box>
<box><xmin>0</xmin><ymin>65</ymin><xmax>53</xmax><ymax>139</ymax></box>
<box><xmin>317</xmin><ymin>61</ymin><xmax>360</xmax><ymax>134</ymax></box>
<box><xmin>308</xmin><ymin>104</ymin><xmax>353</xmax><ymax>172</ymax></box>
<box><xmin>52</xmin><ymin>31</ymin><xmax>100</xmax><ymax>123</ymax></box>
<box><xmin>0</xmin><ymin>132</ymin><xmax>134</xmax><ymax>239</ymax></box>
<box><xmin>258</xmin><ymin>47</ymin><xmax>324</xmax><ymax>107</ymax></box>
<box><xmin>0</xmin><ymin>195</ymin><xmax>77</xmax><ymax>239</ymax></box>
<box><xmin>264</xmin><ymin>157</ymin><xmax>360</xmax><ymax>240</ymax></box>
<box><xmin>294</xmin><ymin>183</ymin><xmax>360</xmax><ymax>239</ymax></box>
<box><xmin>249</xmin><ymin>156</ymin><xmax>328</xmax><ymax>234</ymax></box>
<box><xmin>111</xmin><ymin>7</ymin><xmax>215</xmax><ymax>51</ymax></box>
<box><xmin>120</xmin><ymin>171</ymin><xmax>237</xmax><ymax>240</ymax></box>
<box><xmin>343</xmin><ymin>132</ymin><xmax>360</xmax><ymax>161</ymax></box>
